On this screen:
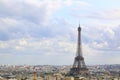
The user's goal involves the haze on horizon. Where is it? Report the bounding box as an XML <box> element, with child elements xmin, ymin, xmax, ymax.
<box><xmin>0</xmin><ymin>0</ymin><xmax>120</xmax><ymax>65</ymax></box>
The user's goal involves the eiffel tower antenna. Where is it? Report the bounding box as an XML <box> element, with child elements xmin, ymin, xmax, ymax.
<box><xmin>79</xmin><ymin>20</ymin><xmax>80</xmax><ymax>27</ymax></box>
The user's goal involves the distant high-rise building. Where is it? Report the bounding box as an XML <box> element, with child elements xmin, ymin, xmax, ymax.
<box><xmin>70</xmin><ymin>24</ymin><xmax>88</xmax><ymax>77</ymax></box>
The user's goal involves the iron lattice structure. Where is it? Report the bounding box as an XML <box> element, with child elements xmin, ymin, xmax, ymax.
<box><xmin>70</xmin><ymin>25</ymin><xmax>88</xmax><ymax>76</ymax></box>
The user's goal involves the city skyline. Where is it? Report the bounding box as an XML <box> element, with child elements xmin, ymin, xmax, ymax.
<box><xmin>0</xmin><ymin>0</ymin><xmax>120</xmax><ymax>65</ymax></box>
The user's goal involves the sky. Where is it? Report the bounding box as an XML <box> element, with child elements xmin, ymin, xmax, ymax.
<box><xmin>0</xmin><ymin>0</ymin><xmax>120</xmax><ymax>65</ymax></box>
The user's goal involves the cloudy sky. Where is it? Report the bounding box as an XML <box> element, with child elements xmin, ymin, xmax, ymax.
<box><xmin>0</xmin><ymin>0</ymin><xmax>120</xmax><ymax>65</ymax></box>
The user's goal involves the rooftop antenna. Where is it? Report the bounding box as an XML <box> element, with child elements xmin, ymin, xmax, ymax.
<box><xmin>79</xmin><ymin>20</ymin><xmax>80</xmax><ymax>27</ymax></box>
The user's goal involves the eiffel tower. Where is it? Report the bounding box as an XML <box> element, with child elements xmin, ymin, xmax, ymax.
<box><xmin>70</xmin><ymin>24</ymin><xmax>88</xmax><ymax>77</ymax></box>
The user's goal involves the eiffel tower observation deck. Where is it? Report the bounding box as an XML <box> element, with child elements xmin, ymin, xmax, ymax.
<box><xmin>69</xmin><ymin>24</ymin><xmax>89</xmax><ymax>77</ymax></box>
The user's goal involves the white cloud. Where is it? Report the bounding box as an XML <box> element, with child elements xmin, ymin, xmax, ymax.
<box><xmin>15</xmin><ymin>46</ymin><xmax>24</xmax><ymax>50</ymax></box>
<box><xmin>118</xmin><ymin>46</ymin><xmax>120</xmax><ymax>50</ymax></box>
<box><xmin>63</xmin><ymin>0</ymin><xmax>72</xmax><ymax>6</ymax></box>
<box><xmin>92</xmin><ymin>41</ymin><xmax>109</xmax><ymax>49</ymax></box>
<box><xmin>0</xmin><ymin>36</ymin><xmax>76</xmax><ymax>64</ymax></box>
<box><xmin>0</xmin><ymin>0</ymin><xmax>63</xmax><ymax>26</ymax></box>
<box><xmin>1</xmin><ymin>18</ymin><xmax>18</xmax><ymax>26</ymax></box>
<box><xmin>79</xmin><ymin>9</ymin><xmax>120</xmax><ymax>20</ymax></box>
<box><xmin>19</xmin><ymin>39</ymin><xmax>27</xmax><ymax>46</ymax></box>
<box><xmin>83</xmin><ymin>44</ymin><xmax>99</xmax><ymax>56</ymax></box>
<box><xmin>23</xmin><ymin>0</ymin><xmax>42</xmax><ymax>8</ymax></box>
<box><xmin>99</xmin><ymin>9</ymin><xmax>120</xmax><ymax>20</ymax></box>
<box><xmin>74</xmin><ymin>1</ymin><xmax>91</xmax><ymax>7</ymax></box>
<box><xmin>105</xmin><ymin>28</ymin><xmax>115</xmax><ymax>39</ymax></box>
<box><xmin>0</xmin><ymin>42</ymin><xmax>8</xmax><ymax>48</ymax></box>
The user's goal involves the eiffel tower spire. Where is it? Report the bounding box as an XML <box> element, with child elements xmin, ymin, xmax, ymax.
<box><xmin>70</xmin><ymin>24</ymin><xmax>88</xmax><ymax>76</ymax></box>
